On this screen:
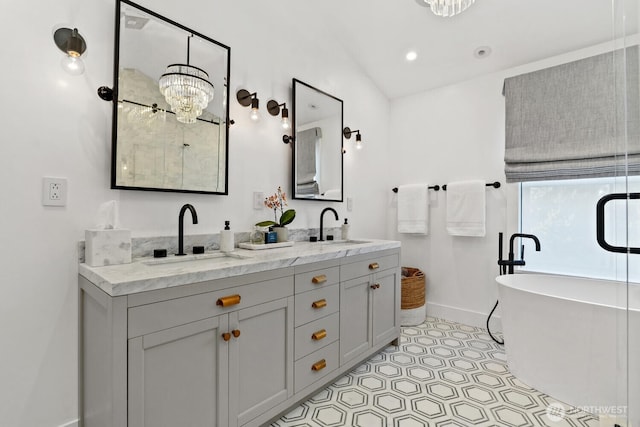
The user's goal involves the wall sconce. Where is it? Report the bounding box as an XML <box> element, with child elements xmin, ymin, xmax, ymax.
<box><xmin>236</xmin><ymin>89</ymin><xmax>260</xmax><ymax>121</ymax></box>
<box><xmin>282</xmin><ymin>135</ymin><xmax>294</xmax><ymax>144</ymax></box>
<box><xmin>343</xmin><ymin>127</ymin><xmax>363</xmax><ymax>150</ymax></box>
<box><xmin>53</xmin><ymin>27</ymin><xmax>87</xmax><ymax>75</ymax></box>
<box><xmin>267</xmin><ymin>100</ymin><xmax>290</xmax><ymax>129</ymax></box>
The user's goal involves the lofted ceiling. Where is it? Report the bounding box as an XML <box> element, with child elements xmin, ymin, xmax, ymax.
<box><xmin>278</xmin><ymin>0</ymin><xmax>638</xmax><ymax>100</ymax></box>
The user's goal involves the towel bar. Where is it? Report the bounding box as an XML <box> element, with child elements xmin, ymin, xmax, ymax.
<box><xmin>392</xmin><ymin>185</ymin><xmax>440</xmax><ymax>193</ymax></box>
<box><xmin>442</xmin><ymin>181</ymin><xmax>501</xmax><ymax>191</ymax></box>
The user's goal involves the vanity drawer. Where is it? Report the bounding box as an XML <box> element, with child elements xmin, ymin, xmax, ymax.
<box><xmin>294</xmin><ymin>284</ymin><xmax>339</xmax><ymax>327</ymax></box>
<box><xmin>294</xmin><ymin>341</ymin><xmax>339</xmax><ymax>393</ymax></box>
<box><xmin>295</xmin><ymin>266</ymin><xmax>339</xmax><ymax>294</ymax></box>
<box><xmin>128</xmin><ymin>276</ymin><xmax>293</xmax><ymax>338</ymax></box>
<box><xmin>340</xmin><ymin>253</ymin><xmax>399</xmax><ymax>282</ymax></box>
<box><xmin>294</xmin><ymin>312</ymin><xmax>339</xmax><ymax>360</ymax></box>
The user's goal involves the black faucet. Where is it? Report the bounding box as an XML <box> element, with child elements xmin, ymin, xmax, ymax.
<box><xmin>319</xmin><ymin>207</ymin><xmax>339</xmax><ymax>241</ymax></box>
<box><xmin>498</xmin><ymin>232</ymin><xmax>541</xmax><ymax>274</ymax></box>
<box><xmin>176</xmin><ymin>204</ymin><xmax>198</xmax><ymax>256</ymax></box>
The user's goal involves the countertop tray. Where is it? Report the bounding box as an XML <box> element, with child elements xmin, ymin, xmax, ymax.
<box><xmin>238</xmin><ymin>241</ymin><xmax>294</xmax><ymax>250</ymax></box>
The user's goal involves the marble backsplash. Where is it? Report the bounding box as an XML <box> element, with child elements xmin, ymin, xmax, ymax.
<box><xmin>77</xmin><ymin>226</ymin><xmax>342</xmax><ymax>263</ymax></box>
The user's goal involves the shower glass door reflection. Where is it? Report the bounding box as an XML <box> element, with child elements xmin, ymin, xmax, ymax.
<box><xmin>615</xmin><ymin>0</ymin><xmax>637</xmax><ymax>424</ymax></box>
<box><xmin>516</xmin><ymin>1</ymin><xmax>637</xmax><ymax>423</ymax></box>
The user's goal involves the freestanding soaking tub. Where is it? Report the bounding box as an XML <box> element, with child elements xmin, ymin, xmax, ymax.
<box><xmin>496</xmin><ymin>273</ymin><xmax>639</xmax><ymax>420</ymax></box>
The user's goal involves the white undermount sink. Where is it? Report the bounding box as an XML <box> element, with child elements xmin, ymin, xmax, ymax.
<box><xmin>142</xmin><ymin>251</ymin><xmax>251</xmax><ymax>266</ymax></box>
<box><xmin>319</xmin><ymin>239</ymin><xmax>371</xmax><ymax>246</ymax></box>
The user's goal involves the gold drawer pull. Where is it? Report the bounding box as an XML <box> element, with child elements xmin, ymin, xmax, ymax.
<box><xmin>222</xmin><ymin>332</ymin><xmax>231</xmax><ymax>341</ymax></box>
<box><xmin>369</xmin><ymin>262</ymin><xmax>379</xmax><ymax>270</ymax></box>
<box><xmin>311</xmin><ymin>329</ymin><xmax>327</xmax><ymax>341</ymax></box>
<box><xmin>232</xmin><ymin>329</ymin><xmax>241</xmax><ymax>338</ymax></box>
<box><xmin>312</xmin><ymin>299</ymin><xmax>327</xmax><ymax>309</ymax></box>
<box><xmin>217</xmin><ymin>294</ymin><xmax>241</xmax><ymax>307</ymax></box>
<box><xmin>312</xmin><ymin>274</ymin><xmax>327</xmax><ymax>284</ymax></box>
<box><xmin>370</xmin><ymin>283</ymin><xmax>380</xmax><ymax>290</ymax></box>
<box><xmin>312</xmin><ymin>359</ymin><xmax>327</xmax><ymax>371</ymax></box>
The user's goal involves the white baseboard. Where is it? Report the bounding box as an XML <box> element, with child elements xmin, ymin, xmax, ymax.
<box><xmin>426</xmin><ymin>302</ymin><xmax>502</xmax><ymax>332</ymax></box>
<box><xmin>58</xmin><ymin>419</ymin><xmax>79</xmax><ymax>427</ymax></box>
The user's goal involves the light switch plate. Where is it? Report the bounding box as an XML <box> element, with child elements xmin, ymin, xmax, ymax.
<box><xmin>253</xmin><ymin>192</ymin><xmax>264</xmax><ymax>210</ymax></box>
<box><xmin>347</xmin><ymin>197</ymin><xmax>353</xmax><ymax>212</ymax></box>
<box><xmin>42</xmin><ymin>177</ymin><xmax>67</xmax><ymax>207</ymax></box>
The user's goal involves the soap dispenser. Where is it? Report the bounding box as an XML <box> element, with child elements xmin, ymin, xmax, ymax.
<box><xmin>341</xmin><ymin>218</ymin><xmax>350</xmax><ymax>240</ymax></box>
<box><xmin>220</xmin><ymin>220</ymin><xmax>234</xmax><ymax>252</ymax></box>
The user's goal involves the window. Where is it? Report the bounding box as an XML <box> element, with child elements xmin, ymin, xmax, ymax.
<box><xmin>519</xmin><ymin>176</ymin><xmax>640</xmax><ymax>282</ymax></box>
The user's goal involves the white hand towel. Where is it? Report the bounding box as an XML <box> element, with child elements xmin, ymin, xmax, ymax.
<box><xmin>397</xmin><ymin>184</ymin><xmax>429</xmax><ymax>234</ymax></box>
<box><xmin>446</xmin><ymin>180</ymin><xmax>486</xmax><ymax>237</ymax></box>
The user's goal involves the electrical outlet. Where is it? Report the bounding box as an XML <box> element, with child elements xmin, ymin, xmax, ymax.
<box><xmin>347</xmin><ymin>197</ymin><xmax>353</xmax><ymax>212</ymax></box>
<box><xmin>50</xmin><ymin>182</ymin><xmax>61</xmax><ymax>200</ymax></box>
<box><xmin>42</xmin><ymin>177</ymin><xmax>67</xmax><ymax>207</ymax></box>
<box><xmin>253</xmin><ymin>192</ymin><xmax>264</xmax><ymax>210</ymax></box>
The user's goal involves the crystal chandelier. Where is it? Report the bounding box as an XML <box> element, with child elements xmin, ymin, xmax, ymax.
<box><xmin>159</xmin><ymin>35</ymin><xmax>214</xmax><ymax>124</ymax></box>
<box><xmin>418</xmin><ymin>0</ymin><xmax>476</xmax><ymax>17</ymax></box>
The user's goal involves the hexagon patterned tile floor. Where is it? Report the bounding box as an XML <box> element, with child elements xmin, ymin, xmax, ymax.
<box><xmin>270</xmin><ymin>317</ymin><xmax>600</xmax><ymax>427</ymax></box>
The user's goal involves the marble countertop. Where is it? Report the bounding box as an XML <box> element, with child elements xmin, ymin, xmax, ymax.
<box><xmin>79</xmin><ymin>239</ymin><xmax>401</xmax><ymax>296</ymax></box>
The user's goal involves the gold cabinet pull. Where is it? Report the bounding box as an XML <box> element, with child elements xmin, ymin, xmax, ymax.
<box><xmin>231</xmin><ymin>329</ymin><xmax>241</xmax><ymax>338</ymax></box>
<box><xmin>312</xmin><ymin>299</ymin><xmax>327</xmax><ymax>309</ymax></box>
<box><xmin>369</xmin><ymin>262</ymin><xmax>379</xmax><ymax>270</ymax></box>
<box><xmin>311</xmin><ymin>359</ymin><xmax>327</xmax><ymax>371</ymax></box>
<box><xmin>312</xmin><ymin>274</ymin><xmax>327</xmax><ymax>284</ymax></box>
<box><xmin>217</xmin><ymin>294</ymin><xmax>241</xmax><ymax>307</ymax></box>
<box><xmin>311</xmin><ymin>329</ymin><xmax>327</xmax><ymax>341</ymax></box>
<box><xmin>221</xmin><ymin>332</ymin><xmax>231</xmax><ymax>341</ymax></box>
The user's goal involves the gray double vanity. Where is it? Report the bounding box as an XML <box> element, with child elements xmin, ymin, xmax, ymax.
<box><xmin>79</xmin><ymin>240</ymin><xmax>401</xmax><ymax>426</ymax></box>
<box><xmin>81</xmin><ymin>1</ymin><xmax>400</xmax><ymax>424</ymax></box>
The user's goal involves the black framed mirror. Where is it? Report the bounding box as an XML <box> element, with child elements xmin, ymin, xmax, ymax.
<box><xmin>292</xmin><ymin>79</ymin><xmax>343</xmax><ymax>201</ymax></box>
<box><xmin>109</xmin><ymin>0</ymin><xmax>230</xmax><ymax>194</ymax></box>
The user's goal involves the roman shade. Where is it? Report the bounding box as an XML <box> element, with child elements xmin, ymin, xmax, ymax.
<box><xmin>503</xmin><ymin>46</ymin><xmax>640</xmax><ymax>182</ymax></box>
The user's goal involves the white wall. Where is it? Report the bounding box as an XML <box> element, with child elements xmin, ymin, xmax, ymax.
<box><xmin>388</xmin><ymin>74</ymin><xmax>509</xmax><ymax>327</ymax></box>
<box><xmin>387</xmin><ymin>39</ymin><xmax>630</xmax><ymax>329</ymax></box>
<box><xmin>0</xmin><ymin>1</ymin><xmax>390</xmax><ymax>425</ymax></box>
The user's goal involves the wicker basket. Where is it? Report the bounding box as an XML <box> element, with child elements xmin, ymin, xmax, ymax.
<box><xmin>401</xmin><ymin>267</ymin><xmax>426</xmax><ymax>310</ymax></box>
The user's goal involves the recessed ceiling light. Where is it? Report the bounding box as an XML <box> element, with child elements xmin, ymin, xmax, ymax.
<box><xmin>406</xmin><ymin>51</ymin><xmax>418</xmax><ymax>61</ymax></box>
<box><xmin>474</xmin><ymin>46</ymin><xmax>492</xmax><ymax>59</ymax></box>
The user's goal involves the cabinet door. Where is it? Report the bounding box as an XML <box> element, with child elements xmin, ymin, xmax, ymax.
<box><xmin>128</xmin><ymin>315</ymin><xmax>229</xmax><ymax>427</ymax></box>
<box><xmin>228</xmin><ymin>296</ymin><xmax>294</xmax><ymax>427</ymax></box>
<box><xmin>372</xmin><ymin>269</ymin><xmax>400</xmax><ymax>346</ymax></box>
<box><xmin>339</xmin><ymin>276</ymin><xmax>372</xmax><ymax>364</ymax></box>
